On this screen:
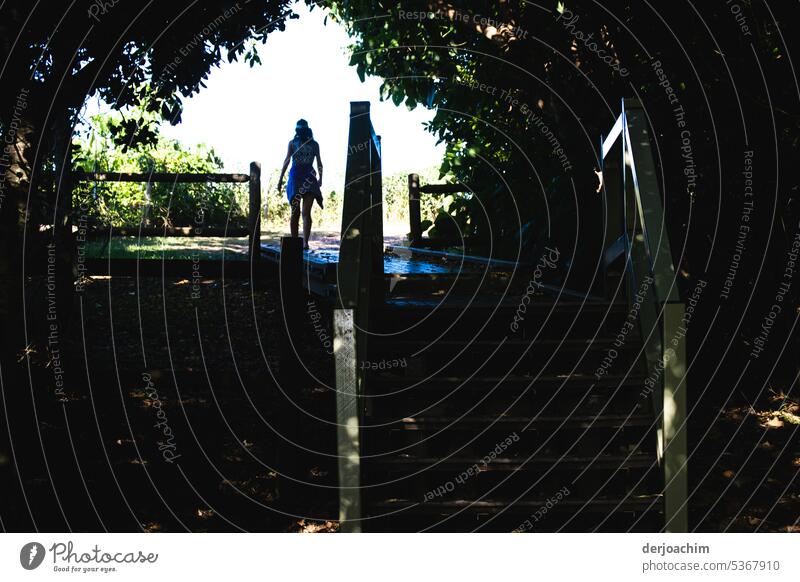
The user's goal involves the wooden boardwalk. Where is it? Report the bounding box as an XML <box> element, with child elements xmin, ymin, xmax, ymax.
<box><xmin>260</xmin><ymin>240</ymin><xmax>519</xmax><ymax>299</ymax></box>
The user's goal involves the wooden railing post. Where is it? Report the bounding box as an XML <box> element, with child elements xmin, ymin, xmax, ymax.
<box><xmin>249</xmin><ymin>161</ymin><xmax>261</xmax><ymax>264</ymax></box>
<box><xmin>408</xmin><ymin>173</ymin><xmax>421</xmax><ymax>245</ymax></box>
<box><xmin>371</xmin><ymin>135</ymin><xmax>384</xmax><ymax>283</ymax></box>
<box><xmin>339</xmin><ymin>102</ymin><xmax>372</xmax><ymax>309</ymax></box>
<box><xmin>143</xmin><ymin>181</ymin><xmax>152</xmax><ymax>226</ymax></box>
<box><xmin>276</xmin><ymin>235</ymin><xmax>304</xmax><ymax>507</ymax></box>
<box><xmin>334</xmin><ymin>308</ymin><xmax>361</xmax><ymax>531</ymax></box>
<box><xmin>403</xmin><ymin>181</ymin><xmax>470</xmax><ymax>248</ymax></box>
<box><xmin>663</xmin><ymin>302</ymin><xmax>688</xmax><ymax>532</ymax></box>
<box><xmin>279</xmin><ymin>236</ymin><xmax>304</xmax><ymax>316</ymax></box>
<box><xmin>335</xmin><ymin>102</ymin><xmax>372</xmax><ymax>532</ymax></box>
<box><xmin>334</xmin><ymin>101</ymin><xmax>384</xmax><ymax>531</ymax></box>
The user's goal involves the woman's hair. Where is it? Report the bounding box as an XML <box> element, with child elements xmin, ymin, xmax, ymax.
<box><xmin>294</xmin><ymin>119</ymin><xmax>313</xmax><ymax>142</ymax></box>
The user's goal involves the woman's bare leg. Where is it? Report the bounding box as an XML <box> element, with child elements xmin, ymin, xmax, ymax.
<box><xmin>301</xmin><ymin>195</ymin><xmax>314</xmax><ymax>249</ymax></box>
<box><xmin>290</xmin><ymin>196</ymin><xmax>300</xmax><ymax>238</ymax></box>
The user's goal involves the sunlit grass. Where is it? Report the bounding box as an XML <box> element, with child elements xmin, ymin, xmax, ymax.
<box><xmin>84</xmin><ymin>235</ymin><xmax>251</xmax><ymax>260</ymax></box>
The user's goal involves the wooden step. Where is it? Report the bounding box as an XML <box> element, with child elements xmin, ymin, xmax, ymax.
<box><xmin>364</xmin><ymin>373</ymin><xmax>649</xmax><ymax>420</ymax></box>
<box><xmin>372</xmin><ymin>495</ymin><xmax>662</xmax><ymax>515</ymax></box>
<box><xmin>373</xmin><ymin>453</ymin><xmax>655</xmax><ymax>472</ymax></box>
<box><xmin>369</xmin><ymin>337</ymin><xmax>643</xmax><ymax>376</ymax></box>
<box><xmin>381</xmin><ymin>297</ymin><xmax>628</xmax><ymax>310</ymax></box>
<box><xmin>369</xmin><ymin>413</ymin><xmax>653</xmax><ymax>431</ymax></box>
<box><xmin>351</xmin><ymin>288</ymin><xmax>659</xmax><ymax>531</ymax></box>
<box><xmin>373</xmin><ymin>303</ymin><xmax>631</xmax><ymax>331</ymax></box>
<box><xmin>368</xmin><ymin>373</ymin><xmax>647</xmax><ymax>393</ymax></box>
<box><xmin>374</xmin><ymin>337</ymin><xmax>638</xmax><ymax>352</ymax></box>
<box><xmin>364</xmin><ymin>496</ymin><xmax>664</xmax><ymax>531</ymax></box>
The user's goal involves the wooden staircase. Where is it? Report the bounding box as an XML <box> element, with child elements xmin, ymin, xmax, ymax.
<box><xmin>331</xmin><ymin>98</ymin><xmax>687</xmax><ymax>533</ymax></box>
<box><xmin>356</xmin><ymin>294</ymin><xmax>663</xmax><ymax>531</ymax></box>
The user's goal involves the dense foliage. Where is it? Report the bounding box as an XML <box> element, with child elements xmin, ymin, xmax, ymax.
<box><xmin>319</xmin><ymin>0</ymin><xmax>799</xmax><ymax>391</ymax></box>
<box><xmin>0</xmin><ymin>0</ymin><xmax>298</xmax><ymax>361</ymax></box>
<box><xmin>320</xmin><ymin>1</ymin><xmax>798</xmax><ymax>261</ymax></box>
<box><xmin>1</xmin><ymin>0</ymin><xmax>297</xmax><ymax>225</ymax></box>
<box><xmin>73</xmin><ymin>113</ymin><xmax>246</xmax><ymax>228</ymax></box>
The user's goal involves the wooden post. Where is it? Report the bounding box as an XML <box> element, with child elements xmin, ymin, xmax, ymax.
<box><xmin>369</xmin><ymin>135</ymin><xmax>385</xmax><ymax>306</ymax></box>
<box><xmin>334</xmin><ymin>308</ymin><xmax>361</xmax><ymax>532</ymax></box>
<box><xmin>280</xmin><ymin>236</ymin><xmax>304</xmax><ymax>354</ymax></box>
<box><xmin>249</xmin><ymin>161</ymin><xmax>261</xmax><ymax>264</ymax></box>
<box><xmin>280</xmin><ymin>236</ymin><xmax>303</xmax><ymax>304</ymax></box>
<box><xmin>276</xmin><ymin>235</ymin><xmax>304</xmax><ymax>508</ymax></box>
<box><xmin>408</xmin><ymin>173</ymin><xmax>421</xmax><ymax>245</ymax></box>
<box><xmin>339</xmin><ymin>102</ymin><xmax>373</xmax><ymax>309</ymax></box>
<box><xmin>335</xmin><ymin>101</ymin><xmax>386</xmax><ymax>531</ymax></box>
<box><xmin>663</xmin><ymin>301</ymin><xmax>688</xmax><ymax>532</ymax></box>
<box><xmin>143</xmin><ymin>181</ymin><xmax>152</xmax><ymax>226</ymax></box>
<box><xmin>336</xmin><ymin>102</ymin><xmax>371</xmax><ymax>530</ymax></box>
<box><xmin>371</xmin><ymin>136</ymin><xmax>384</xmax><ymax>273</ymax></box>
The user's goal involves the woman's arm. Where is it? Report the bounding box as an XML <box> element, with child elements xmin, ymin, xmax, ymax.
<box><xmin>315</xmin><ymin>144</ymin><xmax>323</xmax><ymax>187</ymax></box>
<box><xmin>277</xmin><ymin>141</ymin><xmax>293</xmax><ymax>191</ymax></box>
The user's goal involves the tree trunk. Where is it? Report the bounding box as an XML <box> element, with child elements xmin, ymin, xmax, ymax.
<box><xmin>0</xmin><ymin>97</ymin><xmax>37</xmax><ymax>359</ymax></box>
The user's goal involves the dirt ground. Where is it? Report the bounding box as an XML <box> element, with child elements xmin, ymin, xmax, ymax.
<box><xmin>1</xmin><ymin>273</ymin><xmax>339</xmax><ymax>532</ymax></box>
<box><xmin>1</xmin><ymin>271</ymin><xmax>797</xmax><ymax>532</ymax></box>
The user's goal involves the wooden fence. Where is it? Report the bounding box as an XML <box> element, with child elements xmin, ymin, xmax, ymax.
<box><xmin>73</xmin><ymin>162</ymin><xmax>262</xmax><ymax>263</ymax></box>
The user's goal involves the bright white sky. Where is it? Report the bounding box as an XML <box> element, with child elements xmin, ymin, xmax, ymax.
<box><xmin>147</xmin><ymin>1</ymin><xmax>443</xmax><ymax>186</ymax></box>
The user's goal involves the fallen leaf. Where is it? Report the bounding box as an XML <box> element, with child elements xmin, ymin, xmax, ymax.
<box><xmin>765</xmin><ymin>417</ymin><xmax>784</xmax><ymax>428</ymax></box>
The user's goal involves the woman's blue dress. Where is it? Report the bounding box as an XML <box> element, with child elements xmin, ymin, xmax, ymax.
<box><xmin>286</xmin><ymin>138</ymin><xmax>323</xmax><ymax>208</ymax></box>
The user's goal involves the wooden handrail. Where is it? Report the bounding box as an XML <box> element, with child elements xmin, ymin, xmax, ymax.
<box><xmin>73</xmin><ymin>171</ymin><xmax>250</xmax><ymax>183</ymax></box>
<box><xmin>600</xmin><ymin>98</ymin><xmax>687</xmax><ymax>532</ymax></box>
<box><xmin>419</xmin><ymin>182</ymin><xmax>469</xmax><ymax>194</ymax></box>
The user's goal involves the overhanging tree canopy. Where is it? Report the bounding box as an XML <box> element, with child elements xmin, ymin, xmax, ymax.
<box><xmin>0</xmin><ymin>0</ymin><xmax>297</xmax><ymax>356</ymax></box>
<box><xmin>318</xmin><ymin>0</ymin><xmax>798</xmax><ymax>385</ymax></box>
<box><xmin>1</xmin><ymin>0</ymin><xmax>798</xmax><ymax>385</ymax></box>
<box><xmin>319</xmin><ymin>1</ymin><xmax>797</xmax><ymax>262</ymax></box>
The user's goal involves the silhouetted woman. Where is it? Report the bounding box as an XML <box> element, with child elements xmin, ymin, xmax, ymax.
<box><xmin>278</xmin><ymin>119</ymin><xmax>323</xmax><ymax>250</ymax></box>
